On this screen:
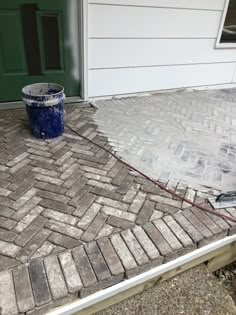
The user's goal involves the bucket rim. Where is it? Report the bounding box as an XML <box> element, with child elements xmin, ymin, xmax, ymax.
<box><xmin>22</xmin><ymin>83</ymin><xmax>64</xmax><ymax>97</ymax></box>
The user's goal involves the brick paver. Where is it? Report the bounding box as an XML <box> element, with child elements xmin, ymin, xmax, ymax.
<box><xmin>0</xmin><ymin>94</ymin><xmax>236</xmax><ymax>314</ymax></box>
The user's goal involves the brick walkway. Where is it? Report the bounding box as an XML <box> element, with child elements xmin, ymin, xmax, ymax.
<box><xmin>94</xmin><ymin>89</ymin><xmax>236</xmax><ymax>190</ymax></box>
<box><xmin>0</xmin><ymin>101</ymin><xmax>236</xmax><ymax>315</ymax></box>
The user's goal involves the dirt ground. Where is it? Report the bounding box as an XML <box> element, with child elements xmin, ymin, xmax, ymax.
<box><xmin>95</xmin><ymin>264</ymin><xmax>236</xmax><ymax>315</ymax></box>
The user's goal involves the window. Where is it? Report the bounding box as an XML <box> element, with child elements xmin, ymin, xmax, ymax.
<box><xmin>216</xmin><ymin>0</ymin><xmax>236</xmax><ymax>48</ymax></box>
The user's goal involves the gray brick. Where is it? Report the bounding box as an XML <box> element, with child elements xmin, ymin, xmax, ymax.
<box><xmin>31</xmin><ymin>241</ymin><xmax>56</xmax><ymax>260</ymax></box>
<box><xmin>0</xmin><ymin>206</ymin><xmax>15</xmax><ymax>218</ymax></box>
<box><xmin>153</xmin><ymin>219</ymin><xmax>183</xmax><ymax>251</ymax></box>
<box><xmin>12</xmin><ymin>187</ymin><xmax>38</xmax><ymax>210</ymax></box>
<box><xmin>77</xmin><ymin>203</ymin><xmax>102</xmax><ymax>230</ymax></box>
<box><xmin>132</xmin><ymin>226</ymin><xmax>160</xmax><ymax>260</ymax></box>
<box><xmin>91</xmin><ymin>187</ymin><xmax>122</xmax><ymax>201</ymax></box>
<box><xmin>0</xmin><ymin>240</ymin><xmax>21</xmax><ymax>258</ymax></box>
<box><xmin>150</xmin><ymin>210</ymin><xmax>163</xmax><ymax>221</ymax></box>
<box><xmin>129</xmin><ymin>191</ymin><xmax>146</xmax><ymax>214</ymax></box>
<box><xmin>163</xmin><ymin>216</ymin><xmax>195</xmax><ymax>248</ymax></box>
<box><xmin>117</xmin><ymin>175</ymin><xmax>134</xmax><ymax>195</ymax></box>
<box><xmin>121</xmin><ymin>229</ymin><xmax>149</xmax><ymax>266</ymax></box>
<box><xmin>44</xmin><ymin>255</ymin><xmax>68</xmax><ymax>300</ymax></box>
<box><xmin>81</xmin><ymin>213</ymin><xmax>107</xmax><ymax>242</ymax></box>
<box><xmin>85</xmin><ymin>242</ymin><xmax>111</xmax><ymax>281</ymax></box>
<box><xmin>0</xmin><ymin>270</ymin><xmax>18</xmax><ymax>315</ymax></box>
<box><xmin>65</xmin><ymin>177</ymin><xmax>88</xmax><ymax>198</ymax></box>
<box><xmin>13</xmin><ymin>265</ymin><xmax>35</xmax><ymax>312</ymax></box>
<box><xmin>80</xmin><ymin>274</ymin><xmax>123</xmax><ymax>298</ymax></box>
<box><xmin>102</xmin><ymin>205</ymin><xmax>136</xmax><ymax>222</ymax></box>
<box><xmin>80</xmin><ymin>165</ymin><xmax>107</xmax><ymax>176</ymax></box>
<box><xmin>217</xmin><ymin>209</ymin><xmax>236</xmax><ymax>232</ymax></box>
<box><xmin>183</xmin><ymin>209</ymin><xmax>213</xmax><ymax>238</ymax></box>
<box><xmin>72</xmin><ymin>246</ymin><xmax>97</xmax><ymax>287</ymax></box>
<box><xmin>12</xmin><ymin>196</ymin><xmax>42</xmax><ymax>221</ymax></box>
<box><xmin>55</xmin><ymin>151</ymin><xmax>73</xmax><ymax>166</ymax></box>
<box><xmin>0</xmin><ymin>217</ymin><xmax>16</xmax><ymax>230</ymax></box>
<box><xmin>28</xmin><ymin>260</ymin><xmax>51</xmax><ymax>306</ymax></box>
<box><xmin>9</xmin><ymin>178</ymin><xmax>36</xmax><ymax>201</ymax></box>
<box><xmin>34</xmin><ymin>174</ymin><xmax>63</xmax><ymax>186</ymax></box>
<box><xmin>59</xmin><ymin>251</ymin><xmax>83</xmax><ymax>293</ymax></box>
<box><xmin>87</xmin><ymin>179</ymin><xmax>115</xmax><ymax>191</ymax></box>
<box><xmin>73</xmin><ymin>193</ymin><xmax>96</xmax><ymax>217</ymax></box>
<box><xmin>0</xmin><ymin>255</ymin><xmax>20</xmax><ymax>272</ymax></box>
<box><xmin>110</xmin><ymin>234</ymin><xmax>137</xmax><ymax>271</ymax></box>
<box><xmin>0</xmin><ymin>228</ymin><xmax>17</xmax><ymax>242</ymax></box>
<box><xmin>69</xmin><ymin>185</ymin><xmax>92</xmax><ymax>207</ymax></box>
<box><xmin>96</xmin><ymin>196</ymin><xmax>129</xmax><ymax>211</ymax></box>
<box><xmin>9</xmin><ymin>158</ymin><xmax>30</xmax><ymax>174</ymax></box>
<box><xmin>150</xmin><ymin>195</ymin><xmax>181</xmax><ymax>208</ymax></box>
<box><xmin>112</xmin><ymin>167</ymin><xmax>129</xmax><ymax>186</ymax></box>
<box><xmin>15</xmin><ymin>216</ymin><xmax>47</xmax><ymax>247</ymax></box>
<box><xmin>60</xmin><ymin>163</ymin><xmax>80</xmax><ymax>180</ymax></box>
<box><xmin>97</xmin><ymin>237</ymin><xmax>124</xmax><ymax>276</ymax></box>
<box><xmin>136</xmin><ymin>200</ymin><xmax>155</xmax><ymax>225</ymax></box>
<box><xmin>40</xmin><ymin>199</ymin><xmax>74</xmax><ymax>214</ymax></box>
<box><xmin>35</xmin><ymin>182</ymin><xmax>67</xmax><ymax>195</ymax></box>
<box><xmin>46</xmin><ymin>219</ymin><xmax>82</xmax><ymax>239</ymax></box>
<box><xmin>122</xmin><ymin>183</ymin><xmax>140</xmax><ymax>203</ymax></box>
<box><xmin>43</xmin><ymin>209</ymin><xmax>77</xmax><ymax>226</ymax></box>
<box><xmin>49</xmin><ymin>232</ymin><xmax>82</xmax><ymax>249</ymax></box>
<box><xmin>96</xmin><ymin>224</ymin><xmax>114</xmax><ymax>240</ymax></box>
<box><xmin>173</xmin><ymin>212</ymin><xmax>204</xmax><ymax>243</ymax></box>
<box><xmin>25</xmin><ymin>294</ymin><xmax>78</xmax><ymax>315</ymax></box>
<box><xmin>14</xmin><ymin>206</ymin><xmax>44</xmax><ymax>233</ymax></box>
<box><xmin>37</xmin><ymin>190</ymin><xmax>70</xmax><ymax>204</ymax></box>
<box><xmin>63</xmin><ymin>170</ymin><xmax>84</xmax><ymax>189</ymax></box>
<box><xmin>143</xmin><ymin>222</ymin><xmax>172</xmax><ymax>256</ymax></box>
<box><xmin>190</xmin><ymin>207</ymin><xmax>222</xmax><ymax>235</ymax></box>
<box><xmin>17</xmin><ymin>229</ymin><xmax>51</xmax><ymax>263</ymax></box>
<box><xmin>155</xmin><ymin>202</ymin><xmax>179</xmax><ymax>214</ymax></box>
<box><xmin>205</xmin><ymin>211</ymin><xmax>230</xmax><ymax>231</ymax></box>
<box><xmin>107</xmin><ymin>161</ymin><xmax>123</xmax><ymax>177</ymax></box>
<box><xmin>107</xmin><ymin>216</ymin><xmax>135</xmax><ymax>230</ymax></box>
<box><xmin>0</xmin><ymin>195</ymin><xmax>13</xmax><ymax>208</ymax></box>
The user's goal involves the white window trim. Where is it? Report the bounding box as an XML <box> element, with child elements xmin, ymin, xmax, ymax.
<box><xmin>215</xmin><ymin>0</ymin><xmax>236</xmax><ymax>49</ymax></box>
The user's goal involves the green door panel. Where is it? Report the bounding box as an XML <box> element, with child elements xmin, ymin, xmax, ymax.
<box><xmin>0</xmin><ymin>10</ymin><xmax>27</xmax><ymax>74</ymax></box>
<box><xmin>0</xmin><ymin>0</ymin><xmax>80</xmax><ymax>102</ymax></box>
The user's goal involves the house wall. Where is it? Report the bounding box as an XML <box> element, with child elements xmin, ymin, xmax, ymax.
<box><xmin>87</xmin><ymin>0</ymin><xmax>236</xmax><ymax>97</ymax></box>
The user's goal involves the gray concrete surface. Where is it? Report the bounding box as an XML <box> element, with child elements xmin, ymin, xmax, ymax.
<box><xmin>95</xmin><ymin>264</ymin><xmax>236</xmax><ymax>315</ymax></box>
<box><xmin>94</xmin><ymin>89</ymin><xmax>236</xmax><ymax>190</ymax></box>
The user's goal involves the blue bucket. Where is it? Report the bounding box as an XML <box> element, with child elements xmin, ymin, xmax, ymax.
<box><xmin>22</xmin><ymin>83</ymin><xmax>65</xmax><ymax>139</ymax></box>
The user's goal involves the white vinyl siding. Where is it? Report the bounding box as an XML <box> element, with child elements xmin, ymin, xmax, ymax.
<box><xmin>88</xmin><ymin>0</ymin><xmax>236</xmax><ymax>97</ymax></box>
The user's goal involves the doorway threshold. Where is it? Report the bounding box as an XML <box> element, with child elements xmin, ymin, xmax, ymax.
<box><xmin>0</xmin><ymin>96</ymin><xmax>84</xmax><ymax>110</ymax></box>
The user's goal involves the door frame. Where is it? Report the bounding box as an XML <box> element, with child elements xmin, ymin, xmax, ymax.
<box><xmin>0</xmin><ymin>0</ymin><xmax>88</xmax><ymax>109</ymax></box>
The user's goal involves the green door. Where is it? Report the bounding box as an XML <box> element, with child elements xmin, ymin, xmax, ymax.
<box><xmin>0</xmin><ymin>0</ymin><xmax>79</xmax><ymax>102</ymax></box>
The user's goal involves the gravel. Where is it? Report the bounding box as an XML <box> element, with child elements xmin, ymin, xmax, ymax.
<box><xmin>214</xmin><ymin>262</ymin><xmax>236</xmax><ymax>305</ymax></box>
<box><xmin>95</xmin><ymin>264</ymin><xmax>236</xmax><ymax>315</ymax></box>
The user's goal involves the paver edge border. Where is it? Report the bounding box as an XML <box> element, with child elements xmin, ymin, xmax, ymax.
<box><xmin>46</xmin><ymin>234</ymin><xmax>236</xmax><ymax>315</ymax></box>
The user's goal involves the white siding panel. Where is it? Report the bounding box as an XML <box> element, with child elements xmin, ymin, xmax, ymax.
<box><xmin>89</xmin><ymin>63</ymin><xmax>235</xmax><ymax>97</ymax></box>
<box><xmin>232</xmin><ymin>66</ymin><xmax>236</xmax><ymax>82</ymax></box>
<box><xmin>89</xmin><ymin>5</ymin><xmax>222</xmax><ymax>38</ymax></box>
<box><xmin>89</xmin><ymin>0</ymin><xmax>224</xmax><ymax>11</ymax></box>
<box><xmin>89</xmin><ymin>39</ymin><xmax>236</xmax><ymax>69</ymax></box>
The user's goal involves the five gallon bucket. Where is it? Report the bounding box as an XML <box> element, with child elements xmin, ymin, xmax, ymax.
<box><xmin>22</xmin><ymin>83</ymin><xmax>65</xmax><ymax>139</ymax></box>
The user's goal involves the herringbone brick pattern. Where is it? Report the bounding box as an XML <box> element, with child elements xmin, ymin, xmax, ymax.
<box><xmin>94</xmin><ymin>89</ymin><xmax>236</xmax><ymax>190</ymax></box>
<box><xmin>0</xmin><ymin>97</ymin><xmax>236</xmax><ymax>315</ymax></box>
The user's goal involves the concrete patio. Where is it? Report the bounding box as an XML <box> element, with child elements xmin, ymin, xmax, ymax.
<box><xmin>0</xmin><ymin>90</ymin><xmax>236</xmax><ymax>315</ymax></box>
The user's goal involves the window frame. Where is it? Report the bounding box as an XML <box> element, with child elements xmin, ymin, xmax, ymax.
<box><xmin>216</xmin><ymin>0</ymin><xmax>236</xmax><ymax>48</ymax></box>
